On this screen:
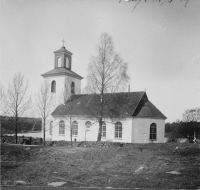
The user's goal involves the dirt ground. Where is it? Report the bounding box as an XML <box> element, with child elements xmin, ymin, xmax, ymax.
<box><xmin>1</xmin><ymin>143</ymin><xmax>200</xmax><ymax>189</ymax></box>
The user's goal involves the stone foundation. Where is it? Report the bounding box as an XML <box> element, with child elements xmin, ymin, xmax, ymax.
<box><xmin>45</xmin><ymin>140</ymin><xmax>131</xmax><ymax>147</ymax></box>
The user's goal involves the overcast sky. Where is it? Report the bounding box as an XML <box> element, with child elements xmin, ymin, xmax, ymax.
<box><xmin>0</xmin><ymin>0</ymin><xmax>200</xmax><ymax>122</ymax></box>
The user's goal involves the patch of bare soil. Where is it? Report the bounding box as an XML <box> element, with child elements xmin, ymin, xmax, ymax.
<box><xmin>1</xmin><ymin>143</ymin><xmax>200</xmax><ymax>189</ymax></box>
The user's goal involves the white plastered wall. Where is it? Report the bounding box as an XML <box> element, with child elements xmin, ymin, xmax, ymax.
<box><xmin>43</xmin><ymin>115</ymin><xmax>55</xmax><ymax>141</ymax></box>
<box><xmin>45</xmin><ymin>115</ymin><xmax>165</xmax><ymax>143</ymax></box>
<box><xmin>44</xmin><ymin>75</ymin><xmax>81</xmax><ymax>105</ymax></box>
<box><xmin>63</xmin><ymin>76</ymin><xmax>81</xmax><ymax>96</ymax></box>
<box><xmin>48</xmin><ymin>116</ymin><xmax>133</xmax><ymax>143</ymax></box>
<box><xmin>42</xmin><ymin>74</ymin><xmax>81</xmax><ymax>141</ymax></box>
<box><xmin>49</xmin><ymin>116</ymin><xmax>99</xmax><ymax>141</ymax></box>
<box><xmin>131</xmin><ymin>117</ymin><xmax>165</xmax><ymax>143</ymax></box>
<box><xmin>102</xmin><ymin>118</ymin><xmax>132</xmax><ymax>143</ymax></box>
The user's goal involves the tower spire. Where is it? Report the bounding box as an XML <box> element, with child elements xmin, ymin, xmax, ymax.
<box><xmin>62</xmin><ymin>39</ymin><xmax>65</xmax><ymax>47</ymax></box>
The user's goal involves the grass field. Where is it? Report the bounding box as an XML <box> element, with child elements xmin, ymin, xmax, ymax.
<box><xmin>1</xmin><ymin>143</ymin><xmax>200</xmax><ymax>189</ymax></box>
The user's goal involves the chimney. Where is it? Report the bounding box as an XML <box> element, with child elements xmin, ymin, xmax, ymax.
<box><xmin>128</xmin><ymin>85</ymin><xmax>130</xmax><ymax>97</ymax></box>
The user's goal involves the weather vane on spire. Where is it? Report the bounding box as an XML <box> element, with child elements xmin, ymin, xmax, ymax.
<box><xmin>62</xmin><ymin>39</ymin><xmax>65</xmax><ymax>47</ymax></box>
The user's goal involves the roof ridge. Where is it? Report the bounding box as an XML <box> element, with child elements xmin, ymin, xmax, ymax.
<box><xmin>131</xmin><ymin>91</ymin><xmax>146</xmax><ymax>116</ymax></box>
<box><xmin>72</xmin><ymin>91</ymin><xmax>145</xmax><ymax>97</ymax></box>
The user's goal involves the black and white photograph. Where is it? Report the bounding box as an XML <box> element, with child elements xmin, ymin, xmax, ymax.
<box><xmin>0</xmin><ymin>0</ymin><xmax>200</xmax><ymax>189</ymax></box>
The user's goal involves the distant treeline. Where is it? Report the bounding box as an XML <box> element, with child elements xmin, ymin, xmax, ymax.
<box><xmin>0</xmin><ymin>116</ymin><xmax>42</xmax><ymax>135</ymax></box>
<box><xmin>165</xmin><ymin>121</ymin><xmax>200</xmax><ymax>142</ymax></box>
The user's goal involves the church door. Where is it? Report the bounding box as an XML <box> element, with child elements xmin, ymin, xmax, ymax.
<box><xmin>85</xmin><ymin>130</ymin><xmax>91</xmax><ymax>141</ymax></box>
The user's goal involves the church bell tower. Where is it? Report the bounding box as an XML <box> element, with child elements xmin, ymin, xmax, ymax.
<box><xmin>54</xmin><ymin>45</ymin><xmax>72</xmax><ymax>70</ymax></box>
<box><xmin>41</xmin><ymin>41</ymin><xmax>83</xmax><ymax>105</ymax></box>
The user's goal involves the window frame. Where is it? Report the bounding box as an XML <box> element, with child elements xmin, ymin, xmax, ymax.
<box><xmin>149</xmin><ymin>123</ymin><xmax>157</xmax><ymax>141</ymax></box>
<box><xmin>51</xmin><ymin>80</ymin><xmax>56</xmax><ymax>93</ymax></box>
<box><xmin>115</xmin><ymin>122</ymin><xmax>122</xmax><ymax>139</ymax></box>
<box><xmin>57</xmin><ymin>57</ymin><xmax>61</xmax><ymax>68</ymax></box>
<box><xmin>65</xmin><ymin>57</ymin><xmax>69</xmax><ymax>68</ymax></box>
<box><xmin>85</xmin><ymin>121</ymin><xmax>91</xmax><ymax>129</ymax></box>
<box><xmin>71</xmin><ymin>82</ymin><xmax>75</xmax><ymax>95</ymax></box>
<box><xmin>72</xmin><ymin>121</ymin><xmax>78</xmax><ymax>136</ymax></box>
<box><xmin>49</xmin><ymin>121</ymin><xmax>53</xmax><ymax>135</ymax></box>
<box><xmin>59</xmin><ymin>120</ymin><xmax>65</xmax><ymax>135</ymax></box>
<box><xmin>101</xmin><ymin>121</ymin><xmax>106</xmax><ymax>138</ymax></box>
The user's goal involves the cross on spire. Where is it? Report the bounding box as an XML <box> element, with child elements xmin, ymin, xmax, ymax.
<box><xmin>62</xmin><ymin>39</ymin><xmax>65</xmax><ymax>47</ymax></box>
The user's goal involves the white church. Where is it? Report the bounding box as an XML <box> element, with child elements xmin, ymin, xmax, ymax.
<box><xmin>41</xmin><ymin>45</ymin><xmax>167</xmax><ymax>143</ymax></box>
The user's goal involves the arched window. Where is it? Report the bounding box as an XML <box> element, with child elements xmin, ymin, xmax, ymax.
<box><xmin>49</xmin><ymin>121</ymin><xmax>53</xmax><ymax>135</ymax></box>
<box><xmin>72</xmin><ymin>121</ymin><xmax>78</xmax><ymax>136</ymax></box>
<box><xmin>71</xmin><ymin>82</ymin><xmax>75</xmax><ymax>95</ymax></box>
<box><xmin>57</xmin><ymin>57</ymin><xmax>61</xmax><ymax>67</ymax></box>
<box><xmin>102</xmin><ymin>121</ymin><xmax>106</xmax><ymax>138</ymax></box>
<box><xmin>150</xmin><ymin>123</ymin><xmax>157</xmax><ymax>140</ymax></box>
<box><xmin>59</xmin><ymin>120</ymin><xmax>65</xmax><ymax>135</ymax></box>
<box><xmin>51</xmin><ymin>80</ymin><xmax>56</xmax><ymax>93</ymax></box>
<box><xmin>115</xmin><ymin>122</ymin><xmax>122</xmax><ymax>138</ymax></box>
<box><xmin>65</xmin><ymin>57</ymin><xmax>69</xmax><ymax>68</ymax></box>
<box><xmin>85</xmin><ymin>121</ymin><xmax>91</xmax><ymax>129</ymax></box>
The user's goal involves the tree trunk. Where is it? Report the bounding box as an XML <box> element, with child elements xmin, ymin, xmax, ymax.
<box><xmin>97</xmin><ymin>91</ymin><xmax>104</xmax><ymax>142</ymax></box>
<box><xmin>97</xmin><ymin>118</ymin><xmax>102</xmax><ymax>141</ymax></box>
<box><xmin>43</xmin><ymin>121</ymin><xmax>45</xmax><ymax>146</ymax></box>
<box><xmin>70</xmin><ymin>125</ymin><xmax>73</xmax><ymax>147</ymax></box>
<box><xmin>15</xmin><ymin>119</ymin><xmax>18</xmax><ymax>144</ymax></box>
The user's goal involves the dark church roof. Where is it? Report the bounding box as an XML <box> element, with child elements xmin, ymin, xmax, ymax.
<box><xmin>133</xmin><ymin>101</ymin><xmax>167</xmax><ymax>118</ymax></box>
<box><xmin>41</xmin><ymin>67</ymin><xmax>83</xmax><ymax>79</ymax></box>
<box><xmin>52</xmin><ymin>92</ymin><xmax>167</xmax><ymax>119</ymax></box>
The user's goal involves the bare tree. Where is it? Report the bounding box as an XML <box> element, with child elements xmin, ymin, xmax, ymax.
<box><xmin>6</xmin><ymin>73</ymin><xmax>31</xmax><ymax>144</ymax></box>
<box><xmin>85</xmin><ymin>33</ymin><xmax>130</xmax><ymax>141</ymax></box>
<box><xmin>35</xmin><ymin>81</ymin><xmax>53</xmax><ymax>146</ymax></box>
<box><xmin>0</xmin><ymin>83</ymin><xmax>6</xmax><ymax>115</ymax></box>
<box><xmin>182</xmin><ymin>108</ymin><xmax>200</xmax><ymax>122</ymax></box>
<box><xmin>0</xmin><ymin>83</ymin><xmax>6</xmax><ymax>134</ymax></box>
<box><xmin>119</xmin><ymin>0</ymin><xmax>190</xmax><ymax>12</ymax></box>
<box><xmin>182</xmin><ymin>108</ymin><xmax>200</xmax><ymax>142</ymax></box>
